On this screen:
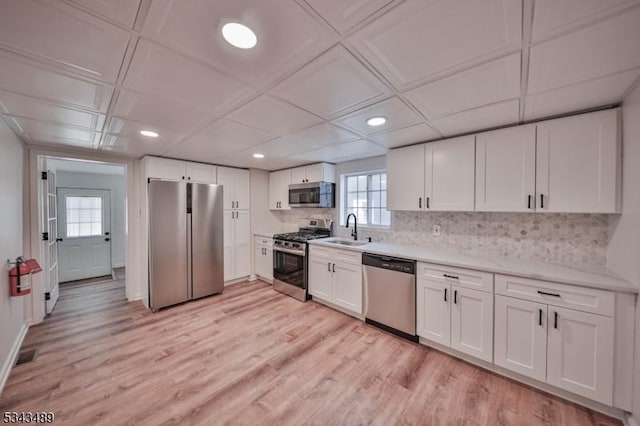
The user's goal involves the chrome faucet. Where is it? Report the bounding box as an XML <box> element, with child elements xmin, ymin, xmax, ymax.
<box><xmin>346</xmin><ymin>213</ymin><xmax>358</xmax><ymax>241</ymax></box>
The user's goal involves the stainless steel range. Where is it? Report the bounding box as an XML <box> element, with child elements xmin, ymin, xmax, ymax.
<box><xmin>273</xmin><ymin>219</ymin><xmax>332</xmax><ymax>301</ymax></box>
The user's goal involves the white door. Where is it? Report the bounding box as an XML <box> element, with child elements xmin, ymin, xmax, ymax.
<box><xmin>536</xmin><ymin>109</ymin><xmax>619</xmax><ymax>213</ymax></box>
<box><xmin>308</xmin><ymin>256</ymin><xmax>332</xmax><ymax>301</ymax></box>
<box><xmin>450</xmin><ymin>286</ymin><xmax>493</xmax><ymax>362</ymax></box>
<box><xmin>57</xmin><ymin>188</ymin><xmax>111</xmax><ymax>282</ymax></box>
<box><xmin>269</xmin><ymin>169</ymin><xmax>291</xmax><ymax>210</ymax></box>
<box><xmin>332</xmin><ymin>262</ymin><xmax>363</xmax><ymax>314</ymax></box>
<box><xmin>217</xmin><ymin>167</ymin><xmax>236</xmax><ymax>210</ymax></box>
<box><xmin>305</xmin><ymin>164</ymin><xmax>324</xmax><ymax>183</ymax></box>
<box><xmin>255</xmin><ymin>243</ymin><xmax>273</xmax><ymax>280</ymax></box>
<box><xmin>416</xmin><ymin>279</ymin><xmax>450</xmax><ymax>346</ymax></box>
<box><xmin>234</xmin><ymin>169</ymin><xmax>251</xmax><ymax>210</ymax></box>
<box><xmin>223</xmin><ymin>210</ymin><xmax>234</xmax><ymax>281</ymax></box>
<box><xmin>42</xmin><ymin>170</ymin><xmax>60</xmax><ymax>314</ymax></box>
<box><xmin>291</xmin><ymin>166</ymin><xmax>307</xmax><ymax>184</ymax></box>
<box><xmin>234</xmin><ymin>210</ymin><xmax>251</xmax><ymax>278</ymax></box>
<box><xmin>476</xmin><ymin>125</ymin><xmax>536</xmax><ymax>212</ymax></box>
<box><xmin>427</xmin><ymin>136</ymin><xmax>476</xmax><ymax>211</ymax></box>
<box><xmin>387</xmin><ymin>144</ymin><xmax>425</xmax><ymax>211</ymax></box>
<box><xmin>494</xmin><ymin>295</ymin><xmax>547</xmax><ymax>382</ymax></box>
<box><xmin>547</xmin><ymin>306</ymin><xmax>614</xmax><ymax>405</ymax></box>
<box><xmin>145</xmin><ymin>157</ymin><xmax>186</xmax><ymax>180</ymax></box>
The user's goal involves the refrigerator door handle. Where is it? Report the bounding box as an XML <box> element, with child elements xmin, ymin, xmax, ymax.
<box><xmin>187</xmin><ymin>212</ymin><xmax>193</xmax><ymax>300</ymax></box>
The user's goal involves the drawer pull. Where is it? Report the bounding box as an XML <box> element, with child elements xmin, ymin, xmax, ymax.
<box><xmin>537</xmin><ymin>290</ymin><xmax>561</xmax><ymax>297</ymax></box>
<box><xmin>443</xmin><ymin>274</ymin><xmax>459</xmax><ymax>280</ymax></box>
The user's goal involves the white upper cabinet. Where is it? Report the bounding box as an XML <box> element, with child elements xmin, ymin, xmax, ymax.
<box><xmin>269</xmin><ymin>169</ymin><xmax>292</xmax><ymax>210</ymax></box>
<box><xmin>536</xmin><ymin>109</ymin><xmax>620</xmax><ymax>213</ymax></box>
<box><xmin>387</xmin><ymin>136</ymin><xmax>475</xmax><ymax>211</ymax></box>
<box><xmin>426</xmin><ymin>136</ymin><xmax>475</xmax><ymax>211</ymax></box>
<box><xmin>290</xmin><ymin>163</ymin><xmax>336</xmax><ymax>184</ymax></box>
<box><xmin>218</xmin><ymin>166</ymin><xmax>250</xmax><ymax>210</ymax></box>
<box><xmin>476</xmin><ymin>125</ymin><xmax>536</xmax><ymax>212</ymax></box>
<box><xmin>387</xmin><ymin>144</ymin><xmax>426</xmax><ymax>211</ymax></box>
<box><xmin>144</xmin><ymin>156</ymin><xmax>216</xmax><ymax>184</ymax></box>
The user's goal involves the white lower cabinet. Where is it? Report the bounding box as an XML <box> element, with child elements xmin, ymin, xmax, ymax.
<box><xmin>494</xmin><ymin>274</ymin><xmax>615</xmax><ymax>406</ymax></box>
<box><xmin>494</xmin><ymin>295</ymin><xmax>547</xmax><ymax>382</ymax></box>
<box><xmin>416</xmin><ymin>263</ymin><xmax>493</xmax><ymax>362</ymax></box>
<box><xmin>254</xmin><ymin>237</ymin><xmax>273</xmax><ymax>281</ymax></box>
<box><xmin>308</xmin><ymin>246</ymin><xmax>362</xmax><ymax>316</ymax></box>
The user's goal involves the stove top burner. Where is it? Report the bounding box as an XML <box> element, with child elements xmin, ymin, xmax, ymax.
<box><xmin>273</xmin><ymin>232</ymin><xmax>329</xmax><ymax>243</ymax></box>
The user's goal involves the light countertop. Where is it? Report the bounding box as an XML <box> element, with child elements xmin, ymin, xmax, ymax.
<box><xmin>309</xmin><ymin>238</ymin><xmax>637</xmax><ymax>293</ymax></box>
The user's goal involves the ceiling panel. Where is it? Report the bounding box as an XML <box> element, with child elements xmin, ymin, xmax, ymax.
<box><xmin>142</xmin><ymin>0</ymin><xmax>336</xmax><ymax>88</ymax></box>
<box><xmin>369</xmin><ymin>123</ymin><xmax>440</xmax><ymax>148</ymax></box>
<box><xmin>404</xmin><ymin>53</ymin><xmax>521</xmax><ymax>119</ymax></box>
<box><xmin>532</xmin><ymin>0</ymin><xmax>640</xmax><ymax>42</ymax></box>
<box><xmin>67</xmin><ymin>0</ymin><xmax>141</xmax><ymax>28</ymax></box>
<box><xmin>0</xmin><ymin>0</ymin><xmax>130</xmax><ymax>83</ymax></box>
<box><xmin>302</xmin><ymin>0</ymin><xmax>396</xmax><ymax>34</ymax></box>
<box><xmin>429</xmin><ymin>99</ymin><xmax>520</xmax><ymax>136</ymax></box>
<box><xmin>226</xmin><ymin>95</ymin><xmax>323</xmax><ymax>134</ymax></box>
<box><xmin>166</xmin><ymin>119</ymin><xmax>274</xmax><ymax>162</ymax></box>
<box><xmin>0</xmin><ymin>91</ymin><xmax>105</xmax><ymax>130</ymax></box>
<box><xmin>334</xmin><ymin>96</ymin><xmax>423</xmax><ymax>135</ymax></box>
<box><xmin>270</xmin><ymin>45</ymin><xmax>391</xmax><ymax>119</ymax></box>
<box><xmin>113</xmin><ymin>89</ymin><xmax>214</xmax><ymax>131</ymax></box>
<box><xmin>103</xmin><ymin>117</ymin><xmax>186</xmax><ymax>157</ymax></box>
<box><xmin>10</xmin><ymin>116</ymin><xmax>100</xmax><ymax>148</ymax></box>
<box><xmin>349</xmin><ymin>0</ymin><xmax>522</xmax><ymax>90</ymax></box>
<box><xmin>528</xmin><ymin>7</ymin><xmax>640</xmax><ymax>94</ymax></box>
<box><xmin>124</xmin><ymin>40</ymin><xmax>255</xmax><ymax>114</ymax></box>
<box><xmin>524</xmin><ymin>69</ymin><xmax>640</xmax><ymax>121</ymax></box>
<box><xmin>291</xmin><ymin>139</ymin><xmax>387</xmax><ymax>163</ymax></box>
<box><xmin>0</xmin><ymin>52</ymin><xmax>113</xmax><ymax>112</ymax></box>
<box><xmin>216</xmin><ymin>150</ymin><xmax>305</xmax><ymax>170</ymax></box>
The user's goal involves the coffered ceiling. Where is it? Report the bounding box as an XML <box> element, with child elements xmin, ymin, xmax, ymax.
<box><xmin>0</xmin><ymin>0</ymin><xmax>639</xmax><ymax>170</ymax></box>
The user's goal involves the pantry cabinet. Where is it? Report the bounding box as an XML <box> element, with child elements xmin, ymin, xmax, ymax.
<box><xmin>218</xmin><ymin>166</ymin><xmax>250</xmax><ymax>210</ymax></box>
<box><xmin>269</xmin><ymin>169</ymin><xmax>292</xmax><ymax>210</ymax></box>
<box><xmin>308</xmin><ymin>246</ymin><xmax>362</xmax><ymax>315</ymax></box>
<box><xmin>224</xmin><ymin>209</ymin><xmax>250</xmax><ymax>281</ymax></box>
<box><xmin>475</xmin><ymin>125</ymin><xmax>536</xmax><ymax>212</ymax></box>
<box><xmin>416</xmin><ymin>263</ymin><xmax>493</xmax><ymax>362</ymax></box>
<box><xmin>387</xmin><ymin>136</ymin><xmax>475</xmax><ymax>211</ymax></box>
<box><xmin>494</xmin><ymin>274</ymin><xmax>615</xmax><ymax>405</ymax></box>
<box><xmin>536</xmin><ymin>109</ymin><xmax>620</xmax><ymax>213</ymax></box>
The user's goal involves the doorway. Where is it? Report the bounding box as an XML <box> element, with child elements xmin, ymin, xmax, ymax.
<box><xmin>39</xmin><ymin>156</ymin><xmax>126</xmax><ymax>315</ymax></box>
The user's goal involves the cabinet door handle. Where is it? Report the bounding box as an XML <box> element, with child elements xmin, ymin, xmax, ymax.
<box><xmin>453</xmin><ymin>290</ymin><xmax>458</xmax><ymax>304</ymax></box>
<box><xmin>554</xmin><ymin>311</ymin><xmax>558</xmax><ymax>329</ymax></box>
<box><xmin>332</xmin><ymin>263</ymin><xmax>335</xmax><ymax>273</ymax></box>
<box><xmin>328</xmin><ymin>262</ymin><xmax>331</xmax><ymax>272</ymax></box>
<box><xmin>188</xmin><ymin>176</ymin><xmax>191</xmax><ymax>180</ymax></box>
<box><xmin>419</xmin><ymin>197</ymin><xmax>422</xmax><ymax>209</ymax></box>
<box><xmin>426</xmin><ymin>197</ymin><xmax>430</xmax><ymax>209</ymax></box>
<box><xmin>537</xmin><ymin>290</ymin><xmax>561</xmax><ymax>297</ymax></box>
<box><xmin>540</xmin><ymin>194</ymin><xmax>545</xmax><ymax>209</ymax></box>
<box><xmin>443</xmin><ymin>274</ymin><xmax>459</xmax><ymax>280</ymax></box>
<box><xmin>538</xmin><ymin>309</ymin><xmax>543</xmax><ymax>326</ymax></box>
<box><xmin>182</xmin><ymin>176</ymin><xmax>185</xmax><ymax>180</ymax></box>
<box><xmin>444</xmin><ymin>288</ymin><xmax>447</xmax><ymax>302</ymax></box>
<box><xmin>528</xmin><ymin>195</ymin><xmax>532</xmax><ymax>209</ymax></box>
<box><xmin>236</xmin><ymin>201</ymin><xmax>239</xmax><ymax>208</ymax></box>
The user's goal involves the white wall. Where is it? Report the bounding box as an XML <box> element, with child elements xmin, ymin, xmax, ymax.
<box><xmin>55</xmin><ymin>171</ymin><xmax>126</xmax><ymax>268</ymax></box>
<box><xmin>607</xmin><ymin>82</ymin><xmax>640</xmax><ymax>423</ymax></box>
<box><xmin>0</xmin><ymin>117</ymin><xmax>26</xmax><ymax>391</ymax></box>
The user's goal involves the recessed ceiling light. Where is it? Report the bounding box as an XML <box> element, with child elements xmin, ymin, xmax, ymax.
<box><xmin>366</xmin><ymin>116</ymin><xmax>387</xmax><ymax>127</ymax></box>
<box><xmin>140</xmin><ymin>130</ymin><xmax>159</xmax><ymax>138</ymax></box>
<box><xmin>253</xmin><ymin>153</ymin><xmax>265</xmax><ymax>159</ymax></box>
<box><xmin>222</xmin><ymin>22</ymin><xmax>257</xmax><ymax>49</ymax></box>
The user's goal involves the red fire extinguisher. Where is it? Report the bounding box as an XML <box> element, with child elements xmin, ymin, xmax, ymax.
<box><xmin>9</xmin><ymin>257</ymin><xmax>33</xmax><ymax>296</ymax></box>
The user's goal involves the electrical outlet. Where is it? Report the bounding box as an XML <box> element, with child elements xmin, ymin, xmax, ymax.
<box><xmin>432</xmin><ymin>224</ymin><xmax>441</xmax><ymax>237</ymax></box>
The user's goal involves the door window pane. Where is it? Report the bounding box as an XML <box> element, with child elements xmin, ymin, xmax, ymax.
<box><xmin>65</xmin><ymin>196</ymin><xmax>103</xmax><ymax>238</ymax></box>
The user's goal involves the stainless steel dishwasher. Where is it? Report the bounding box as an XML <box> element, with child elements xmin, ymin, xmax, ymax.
<box><xmin>362</xmin><ymin>253</ymin><xmax>417</xmax><ymax>342</ymax></box>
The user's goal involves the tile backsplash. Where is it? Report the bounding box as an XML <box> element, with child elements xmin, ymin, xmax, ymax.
<box><xmin>274</xmin><ymin>209</ymin><xmax>609</xmax><ymax>266</ymax></box>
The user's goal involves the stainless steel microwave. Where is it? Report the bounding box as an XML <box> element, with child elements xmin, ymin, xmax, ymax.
<box><xmin>289</xmin><ymin>182</ymin><xmax>335</xmax><ymax>208</ymax></box>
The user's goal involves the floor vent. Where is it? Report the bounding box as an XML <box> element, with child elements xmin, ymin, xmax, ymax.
<box><xmin>15</xmin><ymin>349</ymin><xmax>37</xmax><ymax>366</ymax></box>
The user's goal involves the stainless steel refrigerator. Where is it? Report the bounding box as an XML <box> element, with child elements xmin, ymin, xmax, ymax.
<box><xmin>148</xmin><ymin>179</ymin><xmax>224</xmax><ymax>311</ymax></box>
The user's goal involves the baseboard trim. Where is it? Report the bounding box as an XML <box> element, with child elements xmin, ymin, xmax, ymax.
<box><xmin>112</xmin><ymin>263</ymin><xmax>125</xmax><ymax>269</ymax></box>
<box><xmin>224</xmin><ymin>277</ymin><xmax>249</xmax><ymax>287</ymax></box>
<box><xmin>0</xmin><ymin>323</ymin><xmax>28</xmax><ymax>396</ymax></box>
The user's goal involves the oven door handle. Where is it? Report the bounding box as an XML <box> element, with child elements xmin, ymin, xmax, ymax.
<box><xmin>273</xmin><ymin>247</ymin><xmax>305</xmax><ymax>256</ymax></box>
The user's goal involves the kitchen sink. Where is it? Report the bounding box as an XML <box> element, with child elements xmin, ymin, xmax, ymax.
<box><xmin>325</xmin><ymin>239</ymin><xmax>369</xmax><ymax>247</ymax></box>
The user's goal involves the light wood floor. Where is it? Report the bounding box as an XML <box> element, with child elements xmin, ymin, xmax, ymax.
<box><xmin>1</xmin><ymin>279</ymin><xmax>620</xmax><ymax>426</ymax></box>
